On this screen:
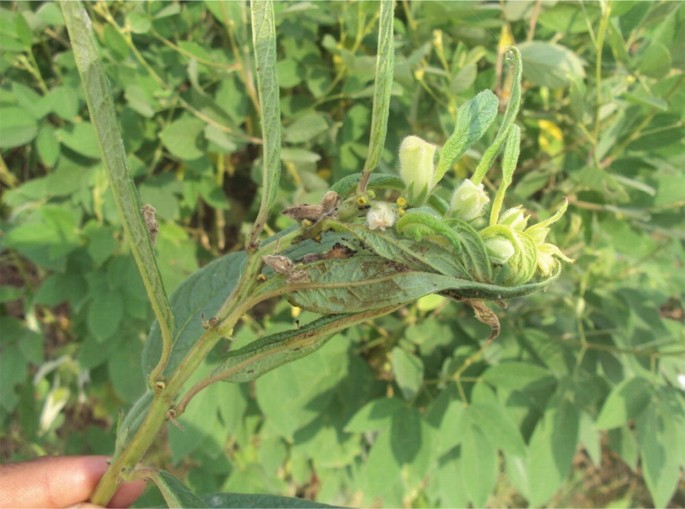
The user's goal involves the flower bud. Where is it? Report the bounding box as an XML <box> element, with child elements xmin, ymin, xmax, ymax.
<box><xmin>366</xmin><ymin>202</ymin><xmax>396</xmax><ymax>231</ymax></box>
<box><xmin>450</xmin><ymin>179</ymin><xmax>490</xmax><ymax>221</ymax></box>
<box><xmin>499</xmin><ymin>206</ymin><xmax>528</xmax><ymax>231</ymax></box>
<box><xmin>399</xmin><ymin>135</ymin><xmax>437</xmax><ymax>205</ymax></box>
<box><xmin>484</xmin><ymin>236</ymin><xmax>515</xmax><ymax>265</ymax></box>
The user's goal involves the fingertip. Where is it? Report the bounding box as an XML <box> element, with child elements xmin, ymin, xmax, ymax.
<box><xmin>106</xmin><ymin>479</ymin><xmax>147</xmax><ymax>508</ymax></box>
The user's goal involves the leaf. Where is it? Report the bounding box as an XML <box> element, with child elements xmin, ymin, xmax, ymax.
<box><xmin>160</xmin><ymin>118</ymin><xmax>206</xmax><ymax>161</ymax></box>
<box><xmin>360</xmin><ymin>0</ymin><xmax>394</xmax><ymax>177</ymax></box>
<box><xmin>334</xmin><ymin>222</ymin><xmax>470</xmax><ymax>279</ymax></box>
<box><xmin>285</xmin><ymin>253</ymin><xmax>555</xmax><ymax>315</ymax></box>
<box><xmin>58</xmin><ymin>122</ymin><xmax>101</xmax><ymax>159</ymax></box>
<box><xmin>636</xmin><ymin>402</ymin><xmax>682</xmax><ymax>508</ymax></box>
<box><xmin>472</xmin><ymin>47</ymin><xmax>523</xmax><ymax>185</ymax></box>
<box><xmin>467</xmin><ymin>402</ymin><xmax>526</xmax><ymax>456</ymax></box>
<box><xmin>607</xmin><ymin>425</ymin><xmax>639</xmax><ymax>471</ymax></box>
<box><xmin>114</xmin><ymin>391</ymin><xmax>153</xmax><ymax>457</ymax></box>
<box><xmin>214</xmin><ymin>311</ymin><xmax>392</xmax><ymax>383</ymax></box>
<box><xmin>595</xmin><ymin>377</ymin><xmax>653</xmax><ymax>429</ymax></box>
<box><xmin>489</xmin><ymin>125</ymin><xmax>521</xmax><ymax>225</ymax></box>
<box><xmin>248</xmin><ymin>0</ymin><xmax>282</xmax><ymax>246</ymax></box>
<box><xmin>394</xmin><ymin>211</ymin><xmax>493</xmax><ymax>282</ymax></box>
<box><xmin>482</xmin><ymin>361</ymin><xmax>554</xmax><ymax>391</ymax></box>
<box><xmin>637</xmin><ymin>41</ymin><xmax>672</xmax><ymax>79</ymax></box>
<box><xmin>87</xmin><ymin>290</ymin><xmax>124</xmax><ymax>342</ymax></box>
<box><xmin>461</xmin><ymin>422</ymin><xmax>498</xmax><ymax>507</ymax></box>
<box><xmin>434</xmin><ymin>90</ymin><xmax>499</xmax><ymax>181</ymax></box>
<box><xmin>390</xmin><ymin>405</ymin><xmax>423</xmax><ymax>464</ymax></box>
<box><xmin>526</xmin><ymin>395</ymin><xmax>580</xmax><ymax>506</ymax></box>
<box><xmin>143</xmin><ymin>252</ymin><xmax>247</xmax><ymax>377</ymax></box>
<box><xmin>284</xmin><ymin>112</ymin><xmax>329</xmax><ymax>143</ymax></box>
<box><xmin>63</xmin><ymin>1</ymin><xmax>175</xmax><ymax>381</ymax></box>
<box><xmin>146</xmin><ymin>469</ymin><xmax>207</xmax><ymax>508</ymax></box>
<box><xmin>203</xmin><ymin>493</ymin><xmax>338</xmax><ymax>508</ymax></box>
<box><xmin>0</xmin><ymin>107</ymin><xmax>38</xmax><ymax>148</ymax></box>
<box><xmin>108</xmin><ymin>338</ymin><xmax>145</xmax><ymax>403</ymax></box>
<box><xmin>254</xmin><ymin>336</ymin><xmax>348</xmax><ymax>439</ymax></box>
<box><xmin>390</xmin><ymin>348</ymin><xmax>424</xmax><ymax>400</ymax></box>
<box><xmin>345</xmin><ymin>397</ymin><xmax>404</xmax><ymax>433</ymax></box>
<box><xmin>519</xmin><ymin>41</ymin><xmax>586</xmax><ymax>89</ymax></box>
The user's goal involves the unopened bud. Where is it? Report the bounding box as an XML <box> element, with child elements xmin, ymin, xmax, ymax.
<box><xmin>484</xmin><ymin>236</ymin><xmax>515</xmax><ymax>265</ymax></box>
<box><xmin>450</xmin><ymin>179</ymin><xmax>490</xmax><ymax>221</ymax></box>
<box><xmin>499</xmin><ymin>206</ymin><xmax>528</xmax><ymax>230</ymax></box>
<box><xmin>399</xmin><ymin>135</ymin><xmax>437</xmax><ymax>205</ymax></box>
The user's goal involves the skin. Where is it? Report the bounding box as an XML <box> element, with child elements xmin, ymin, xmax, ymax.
<box><xmin>0</xmin><ymin>456</ymin><xmax>145</xmax><ymax>508</ymax></box>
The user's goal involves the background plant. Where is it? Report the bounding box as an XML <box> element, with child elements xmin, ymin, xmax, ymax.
<box><xmin>1</xmin><ymin>1</ymin><xmax>684</xmax><ymax>508</ymax></box>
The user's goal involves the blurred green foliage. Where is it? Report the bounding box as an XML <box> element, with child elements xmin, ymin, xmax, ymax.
<box><xmin>1</xmin><ymin>1</ymin><xmax>684</xmax><ymax>507</ymax></box>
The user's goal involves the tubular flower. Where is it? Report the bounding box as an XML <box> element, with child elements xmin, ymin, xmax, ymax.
<box><xmin>399</xmin><ymin>135</ymin><xmax>438</xmax><ymax>205</ymax></box>
<box><xmin>450</xmin><ymin>179</ymin><xmax>490</xmax><ymax>221</ymax></box>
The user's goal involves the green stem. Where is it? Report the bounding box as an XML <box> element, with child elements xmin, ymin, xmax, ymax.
<box><xmin>61</xmin><ymin>1</ymin><xmax>175</xmax><ymax>386</ymax></box>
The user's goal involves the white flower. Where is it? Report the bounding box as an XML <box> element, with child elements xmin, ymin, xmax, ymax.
<box><xmin>399</xmin><ymin>135</ymin><xmax>437</xmax><ymax>205</ymax></box>
<box><xmin>366</xmin><ymin>202</ymin><xmax>396</xmax><ymax>231</ymax></box>
<box><xmin>450</xmin><ymin>179</ymin><xmax>490</xmax><ymax>221</ymax></box>
<box><xmin>678</xmin><ymin>374</ymin><xmax>685</xmax><ymax>391</ymax></box>
<box><xmin>484</xmin><ymin>236</ymin><xmax>515</xmax><ymax>264</ymax></box>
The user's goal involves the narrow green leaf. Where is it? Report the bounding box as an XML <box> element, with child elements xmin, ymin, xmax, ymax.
<box><xmin>61</xmin><ymin>1</ymin><xmax>175</xmax><ymax>380</ymax></box>
<box><xmin>248</xmin><ymin>0</ymin><xmax>282</xmax><ymax>247</ymax></box>
<box><xmin>595</xmin><ymin>377</ymin><xmax>653</xmax><ymax>430</ymax></box>
<box><xmin>146</xmin><ymin>469</ymin><xmax>206</xmax><ymax>508</ymax></box>
<box><xmin>214</xmin><ymin>309</ymin><xmax>395</xmax><ymax>382</ymax></box>
<box><xmin>472</xmin><ymin>46</ymin><xmax>522</xmax><ymax>185</ymax></box>
<box><xmin>434</xmin><ymin>90</ymin><xmax>499</xmax><ymax>182</ymax></box>
<box><xmin>114</xmin><ymin>391</ymin><xmax>153</xmax><ymax>457</ymax></box>
<box><xmin>357</xmin><ymin>0</ymin><xmax>395</xmax><ymax>190</ymax></box>
<box><xmin>489</xmin><ymin>124</ymin><xmax>521</xmax><ymax>225</ymax></box>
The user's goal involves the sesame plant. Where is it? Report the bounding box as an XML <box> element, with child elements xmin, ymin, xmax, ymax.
<box><xmin>59</xmin><ymin>0</ymin><xmax>577</xmax><ymax>505</ymax></box>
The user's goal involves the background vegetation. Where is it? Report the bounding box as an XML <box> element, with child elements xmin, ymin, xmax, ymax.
<box><xmin>1</xmin><ymin>1</ymin><xmax>684</xmax><ymax>507</ymax></box>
